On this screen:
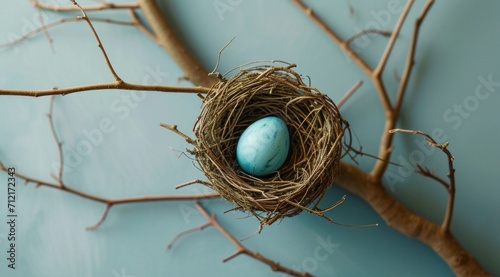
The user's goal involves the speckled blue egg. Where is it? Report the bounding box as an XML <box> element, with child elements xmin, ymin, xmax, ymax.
<box><xmin>236</xmin><ymin>116</ymin><xmax>290</xmax><ymax>177</ymax></box>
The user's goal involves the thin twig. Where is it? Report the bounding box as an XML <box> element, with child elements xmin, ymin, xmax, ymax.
<box><xmin>31</xmin><ymin>0</ymin><xmax>139</xmax><ymax>11</ymax></box>
<box><xmin>47</xmin><ymin>96</ymin><xmax>64</xmax><ymax>188</ymax></box>
<box><xmin>0</xmin><ymin>17</ymin><xmax>141</xmax><ymax>48</ymax></box>
<box><xmin>389</xmin><ymin>128</ymin><xmax>455</xmax><ymax>232</ymax></box>
<box><xmin>374</xmin><ymin>0</ymin><xmax>414</xmax><ymax>77</ymax></box>
<box><xmin>167</xmin><ymin>222</ymin><xmax>211</xmax><ymax>250</ymax></box>
<box><xmin>337</xmin><ymin>80</ymin><xmax>362</xmax><ymax>108</ymax></box>
<box><xmin>393</xmin><ymin>0</ymin><xmax>436</xmax><ymax>121</ymax></box>
<box><xmin>291</xmin><ymin>0</ymin><xmax>372</xmax><ymax>76</ymax></box>
<box><xmin>87</xmin><ymin>203</ymin><xmax>113</xmax><ymax>230</ymax></box>
<box><xmin>37</xmin><ymin>9</ymin><xmax>55</xmax><ymax>53</ymax></box>
<box><xmin>160</xmin><ymin>123</ymin><xmax>196</xmax><ymax>145</ymax></box>
<box><xmin>209</xmin><ymin>36</ymin><xmax>236</xmax><ymax>79</ymax></box>
<box><xmin>345</xmin><ymin>29</ymin><xmax>392</xmax><ymax>45</ymax></box>
<box><xmin>71</xmin><ymin>0</ymin><xmax>122</xmax><ymax>82</ymax></box>
<box><xmin>168</xmin><ymin>202</ymin><xmax>314</xmax><ymax>277</ymax></box>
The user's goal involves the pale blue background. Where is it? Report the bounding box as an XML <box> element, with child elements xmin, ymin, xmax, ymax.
<box><xmin>0</xmin><ymin>0</ymin><xmax>499</xmax><ymax>276</ymax></box>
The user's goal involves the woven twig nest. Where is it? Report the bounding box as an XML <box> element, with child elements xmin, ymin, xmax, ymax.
<box><xmin>192</xmin><ymin>64</ymin><xmax>348</xmax><ymax>227</ymax></box>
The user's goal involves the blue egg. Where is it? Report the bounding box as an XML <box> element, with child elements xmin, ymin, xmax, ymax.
<box><xmin>236</xmin><ymin>116</ymin><xmax>290</xmax><ymax>177</ymax></box>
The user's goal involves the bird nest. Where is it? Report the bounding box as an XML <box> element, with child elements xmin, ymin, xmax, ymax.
<box><xmin>190</xmin><ymin>64</ymin><xmax>348</xmax><ymax>227</ymax></box>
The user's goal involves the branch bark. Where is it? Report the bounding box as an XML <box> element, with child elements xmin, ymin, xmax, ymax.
<box><xmin>335</xmin><ymin>162</ymin><xmax>489</xmax><ymax>276</ymax></box>
<box><xmin>138</xmin><ymin>0</ymin><xmax>217</xmax><ymax>88</ymax></box>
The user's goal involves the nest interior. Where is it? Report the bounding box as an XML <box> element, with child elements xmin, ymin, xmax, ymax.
<box><xmin>193</xmin><ymin>65</ymin><xmax>347</xmax><ymax>226</ymax></box>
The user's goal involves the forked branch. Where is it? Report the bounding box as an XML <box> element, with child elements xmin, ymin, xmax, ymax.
<box><xmin>0</xmin><ymin>96</ymin><xmax>219</xmax><ymax>230</ymax></box>
<box><xmin>168</xmin><ymin>202</ymin><xmax>314</xmax><ymax>277</ymax></box>
<box><xmin>390</xmin><ymin>128</ymin><xmax>456</xmax><ymax>232</ymax></box>
<box><xmin>294</xmin><ymin>0</ymin><xmax>490</xmax><ymax>275</ymax></box>
<box><xmin>0</xmin><ymin>162</ymin><xmax>219</xmax><ymax>229</ymax></box>
<box><xmin>291</xmin><ymin>0</ymin><xmax>432</xmax><ymax>178</ymax></box>
<box><xmin>0</xmin><ymin>1</ymin><xmax>211</xmax><ymax>97</ymax></box>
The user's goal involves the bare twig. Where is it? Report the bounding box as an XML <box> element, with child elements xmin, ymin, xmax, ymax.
<box><xmin>70</xmin><ymin>0</ymin><xmax>121</xmax><ymax>81</ymax></box>
<box><xmin>168</xmin><ymin>202</ymin><xmax>314</xmax><ymax>277</ymax></box>
<box><xmin>371</xmin><ymin>0</ymin><xmax>435</xmax><ymax>179</ymax></box>
<box><xmin>31</xmin><ymin>0</ymin><xmax>139</xmax><ymax>11</ymax></box>
<box><xmin>389</xmin><ymin>128</ymin><xmax>456</xmax><ymax>232</ymax></box>
<box><xmin>291</xmin><ymin>0</ymin><xmax>372</xmax><ymax>76</ymax></box>
<box><xmin>0</xmin><ymin>162</ymin><xmax>219</xmax><ymax>229</ymax></box>
<box><xmin>47</xmin><ymin>96</ymin><xmax>64</xmax><ymax>188</ymax></box>
<box><xmin>345</xmin><ymin>29</ymin><xmax>392</xmax><ymax>45</ymax></box>
<box><xmin>0</xmin><ymin>92</ymin><xmax>219</xmax><ymax>230</ymax></box>
<box><xmin>337</xmin><ymin>80</ymin><xmax>362</xmax><ymax>108</ymax></box>
<box><xmin>160</xmin><ymin>123</ymin><xmax>197</xmax><ymax>145</ymax></box>
<box><xmin>209</xmin><ymin>36</ymin><xmax>236</xmax><ymax>79</ymax></box>
<box><xmin>393</xmin><ymin>0</ymin><xmax>436</xmax><ymax>123</ymax></box>
<box><xmin>128</xmin><ymin>8</ymin><xmax>158</xmax><ymax>44</ymax></box>
<box><xmin>0</xmin><ymin>17</ymin><xmax>144</xmax><ymax>48</ymax></box>
<box><xmin>167</xmin><ymin>221</ymin><xmax>211</xmax><ymax>250</ymax></box>
<box><xmin>37</xmin><ymin>9</ymin><xmax>55</xmax><ymax>53</ymax></box>
<box><xmin>0</xmin><ymin>81</ymin><xmax>210</xmax><ymax>97</ymax></box>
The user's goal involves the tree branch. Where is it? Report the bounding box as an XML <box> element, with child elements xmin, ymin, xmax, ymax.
<box><xmin>371</xmin><ymin>0</ymin><xmax>435</xmax><ymax>179</ymax></box>
<box><xmin>389</xmin><ymin>128</ymin><xmax>456</xmax><ymax>232</ymax></box>
<box><xmin>0</xmin><ymin>16</ymin><xmax>139</xmax><ymax>49</ymax></box>
<box><xmin>70</xmin><ymin>0</ymin><xmax>121</xmax><ymax>81</ymax></box>
<box><xmin>47</xmin><ymin>96</ymin><xmax>64</xmax><ymax>188</ymax></box>
<box><xmin>0</xmin><ymin>81</ymin><xmax>210</xmax><ymax>97</ymax></box>
<box><xmin>168</xmin><ymin>202</ymin><xmax>314</xmax><ymax>277</ymax></box>
<box><xmin>337</xmin><ymin>80</ymin><xmax>363</xmax><ymax>108</ymax></box>
<box><xmin>138</xmin><ymin>0</ymin><xmax>217</xmax><ymax>88</ymax></box>
<box><xmin>0</xmin><ymin>162</ymin><xmax>219</xmax><ymax>229</ymax></box>
<box><xmin>31</xmin><ymin>0</ymin><xmax>139</xmax><ymax>11</ymax></box>
<box><xmin>334</xmin><ymin>161</ymin><xmax>489</xmax><ymax>276</ymax></box>
<box><xmin>1</xmin><ymin>1</ymin><xmax>211</xmax><ymax>98</ymax></box>
<box><xmin>128</xmin><ymin>8</ymin><xmax>158</xmax><ymax>43</ymax></box>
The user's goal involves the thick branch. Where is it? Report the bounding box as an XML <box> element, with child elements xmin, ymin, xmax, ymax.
<box><xmin>335</xmin><ymin>162</ymin><xmax>490</xmax><ymax>277</ymax></box>
<box><xmin>138</xmin><ymin>0</ymin><xmax>217</xmax><ymax>88</ymax></box>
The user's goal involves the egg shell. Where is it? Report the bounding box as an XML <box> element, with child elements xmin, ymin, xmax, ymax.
<box><xmin>236</xmin><ymin>116</ymin><xmax>290</xmax><ymax>177</ymax></box>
